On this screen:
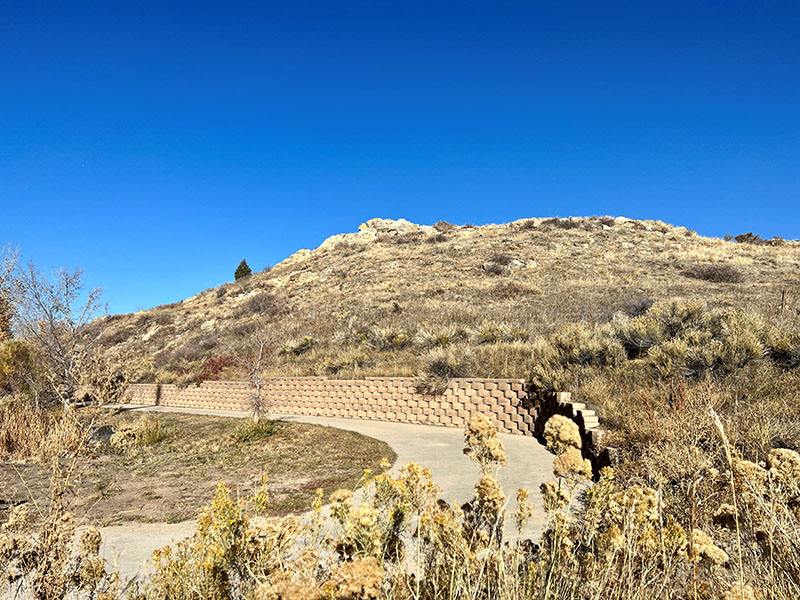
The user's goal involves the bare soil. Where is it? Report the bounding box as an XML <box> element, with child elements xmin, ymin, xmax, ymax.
<box><xmin>0</xmin><ymin>410</ymin><xmax>395</xmax><ymax>526</ymax></box>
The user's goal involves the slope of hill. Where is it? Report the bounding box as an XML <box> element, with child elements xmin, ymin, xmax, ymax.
<box><xmin>94</xmin><ymin>216</ymin><xmax>799</xmax><ymax>384</ymax></box>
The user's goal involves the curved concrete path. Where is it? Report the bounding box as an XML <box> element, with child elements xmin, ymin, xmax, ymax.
<box><xmin>99</xmin><ymin>405</ymin><xmax>556</xmax><ymax>580</ymax></box>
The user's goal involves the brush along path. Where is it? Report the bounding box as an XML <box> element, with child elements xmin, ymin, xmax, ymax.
<box><xmin>99</xmin><ymin>404</ymin><xmax>555</xmax><ymax>581</ymax></box>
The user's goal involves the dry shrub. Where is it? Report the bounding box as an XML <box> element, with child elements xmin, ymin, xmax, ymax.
<box><xmin>0</xmin><ymin>402</ymin><xmax>86</xmax><ymax>461</ymax></box>
<box><xmin>109</xmin><ymin>414</ymin><xmax>170</xmax><ymax>452</ymax></box>
<box><xmin>3</xmin><ymin>413</ymin><xmax>800</xmax><ymax>599</ymax></box>
<box><xmin>231</xmin><ymin>419</ymin><xmax>276</xmax><ymax>443</ymax></box>
<box><xmin>416</xmin><ymin>346</ymin><xmax>475</xmax><ymax>394</ymax></box>
<box><xmin>167</xmin><ymin>333</ymin><xmax>219</xmax><ymax>364</ymax></box>
<box><xmin>491</xmin><ymin>281</ymin><xmax>538</xmax><ymax>300</ymax></box>
<box><xmin>318</xmin><ymin>350</ymin><xmax>374</xmax><ymax>376</ymax></box>
<box><xmin>729</xmin><ymin>231</ymin><xmax>786</xmax><ymax>246</ymax></box>
<box><xmin>529</xmin><ymin>323</ymin><xmax>625</xmax><ymax>391</ymax></box>
<box><xmin>424</xmin><ymin>232</ymin><xmax>448</xmax><ymax>244</ymax></box>
<box><xmin>488</xmin><ymin>252</ymin><xmax>515</xmax><ymax>266</ymax></box>
<box><xmin>540</xmin><ymin>217</ymin><xmax>583</xmax><ymax>230</ymax></box>
<box><xmin>280</xmin><ymin>336</ymin><xmax>315</xmax><ymax>356</ymax></box>
<box><xmin>1</xmin><ymin>506</ymin><xmax>119</xmax><ymax>598</ymax></box>
<box><xmin>236</xmin><ymin>290</ymin><xmax>283</xmax><ymax>318</ymax></box>
<box><xmin>683</xmin><ymin>263</ymin><xmax>744</xmax><ymax>283</ymax></box>
<box><xmin>377</xmin><ymin>231</ymin><xmax>423</xmax><ymax>245</ymax></box>
<box><xmin>543</xmin><ymin>414</ymin><xmax>582</xmax><ymax>454</ymax></box>
<box><xmin>100</xmin><ymin>325</ymin><xmax>137</xmax><ymax>346</ymax></box>
<box><xmin>619</xmin><ymin>295</ymin><xmax>654</xmax><ymax>317</ymax></box>
<box><xmin>433</xmin><ymin>220</ymin><xmax>457</xmax><ymax>232</ymax></box>
<box><xmin>193</xmin><ymin>354</ymin><xmax>238</xmax><ymax>385</ymax></box>
<box><xmin>470</xmin><ymin>342</ymin><xmax>534</xmax><ymax>378</ymax></box>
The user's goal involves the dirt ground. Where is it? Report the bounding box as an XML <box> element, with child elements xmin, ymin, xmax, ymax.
<box><xmin>0</xmin><ymin>409</ymin><xmax>395</xmax><ymax>526</ymax></box>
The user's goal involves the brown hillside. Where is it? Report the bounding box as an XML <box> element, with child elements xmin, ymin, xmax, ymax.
<box><xmin>93</xmin><ymin>216</ymin><xmax>800</xmax><ymax>385</ymax></box>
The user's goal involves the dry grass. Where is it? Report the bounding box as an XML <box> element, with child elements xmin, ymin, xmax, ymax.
<box><xmin>3</xmin><ymin>216</ymin><xmax>799</xmax><ymax>598</ymax></box>
<box><xmin>86</xmin><ymin>217</ymin><xmax>798</xmax><ymax>386</ymax></box>
<box><xmin>0</xmin><ymin>401</ymin><xmax>87</xmax><ymax>462</ymax></box>
<box><xmin>0</xmin><ymin>407</ymin><xmax>395</xmax><ymax>527</ymax></box>
<box><xmin>5</xmin><ymin>412</ymin><xmax>798</xmax><ymax>599</ymax></box>
<box><xmin>74</xmin><ymin>216</ymin><xmax>800</xmax><ymax>519</ymax></box>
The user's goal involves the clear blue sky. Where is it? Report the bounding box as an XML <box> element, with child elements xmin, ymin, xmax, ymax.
<box><xmin>1</xmin><ymin>1</ymin><xmax>798</xmax><ymax>314</ymax></box>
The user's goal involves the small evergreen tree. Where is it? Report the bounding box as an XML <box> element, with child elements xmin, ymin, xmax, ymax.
<box><xmin>234</xmin><ymin>259</ymin><xmax>252</xmax><ymax>281</ymax></box>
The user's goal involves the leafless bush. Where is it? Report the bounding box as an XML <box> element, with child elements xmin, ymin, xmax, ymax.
<box><xmin>237</xmin><ymin>290</ymin><xmax>282</xmax><ymax>318</ymax></box>
<box><xmin>540</xmin><ymin>217</ymin><xmax>583</xmax><ymax>230</ymax></box>
<box><xmin>168</xmin><ymin>333</ymin><xmax>219</xmax><ymax>364</ymax></box>
<box><xmin>683</xmin><ymin>263</ymin><xmax>744</xmax><ymax>283</ymax></box>
<box><xmin>0</xmin><ymin>245</ymin><xmax>19</xmax><ymax>340</ymax></box>
<box><xmin>12</xmin><ymin>263</ymin><xmax>104</xmax><ymax>406</ymax></box>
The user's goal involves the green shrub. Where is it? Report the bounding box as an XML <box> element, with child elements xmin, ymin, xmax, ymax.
<box><xmin>0</xmin><ymin>339</ymin><xmax>41</xmax><ymax>397</ymax></box>
<box><xmin>547</xmin><ymin>323</ymin><xmax>625</xmax><ymax>368</ymax></box>
<box><xmin>368</xmin><ymin>329</ymin><xmax>411</xmax><ymax>351</ymax></box>
<box><xmin>612</xmin><ymin>303</ymin><xmax>777</xmax><ymax>381</ymax></box>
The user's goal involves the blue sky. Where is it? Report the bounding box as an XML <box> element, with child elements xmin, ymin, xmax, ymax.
<box><xmin>1</xmin><ymin>1</ymin><xmax>798</xmax><ymax>314</ymax></box>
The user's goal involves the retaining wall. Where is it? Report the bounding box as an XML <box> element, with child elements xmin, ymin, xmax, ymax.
<box><xmin>125</xmin><ymin>378</ymin><xmax>534</xmax><ymax>435</ymax></box>
<box><xmin>123</xmin><ymin>377</ymin><xmax>609</xmax><ymax>473</ymax></box>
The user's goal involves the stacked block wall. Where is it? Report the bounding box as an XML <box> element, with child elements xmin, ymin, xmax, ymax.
<box><xmin>124</xmin><ymin>377</ymin><xmax>534</xmax><ymax>435</ymax></box>
<box><xmin>124</xmin><ymin>377</ymin><xmax>610</xmax><ymax>475</ymax></box>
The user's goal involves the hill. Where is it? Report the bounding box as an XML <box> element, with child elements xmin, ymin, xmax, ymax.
<box><xmin>93</xmin><ymin>216</ymin><xmax>799</xmax><ymax>385</ymax></box>
<box><xmin>39</xmin><ymin>216</ymin><xmax>800</xmax><ymax>576</ymax></box>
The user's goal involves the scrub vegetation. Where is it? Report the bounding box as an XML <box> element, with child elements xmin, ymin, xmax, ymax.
<box><xmin>1</xmin><ymin>217</ymin><xmax>799</xmax><ymax>598</ymax></box>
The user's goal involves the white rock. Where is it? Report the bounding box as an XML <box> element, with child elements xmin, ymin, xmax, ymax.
<box><xmin>273</xmin><ymin>248</ymin><xmax>312</xmax><ymax>268</ymax></box>
<box><xmin>359</xmin><ymin>218</ymin><xmax>419</xmax><ymax>235</ymax></box>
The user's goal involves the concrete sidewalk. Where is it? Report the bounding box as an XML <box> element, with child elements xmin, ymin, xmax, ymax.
<box><xmin>99</xmin><ymin>405</ymin><xmax>556</xmax><ymax>580</ymax></box>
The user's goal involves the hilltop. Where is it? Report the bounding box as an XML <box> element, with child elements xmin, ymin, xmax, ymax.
<box><xmin>92</xmin><ymin>216</ymin><xmax>799</xmax><ymax>385</ymax></box>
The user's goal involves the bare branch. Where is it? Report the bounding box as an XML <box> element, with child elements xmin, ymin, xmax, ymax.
<box><xmin>12</xmin><ymin>262</ymin><xmax>104</xmax><ymax>406</ymax></box>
